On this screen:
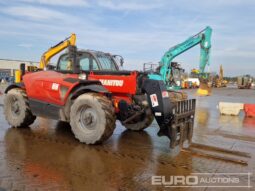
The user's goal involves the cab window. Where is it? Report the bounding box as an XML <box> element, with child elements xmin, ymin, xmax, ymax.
<box><xmin>58</xmin><ymin>54</ymin><xmax>73</xmax><ymax>71</ymax></box>
<box><xmin>96</xmin><ymin>54</ymin><xmax>117</xmax><ymax>71</ymax></box>
<box><xmin>79</xmin><ymin>53</ymin><xmax>99</xmax><ymax>71</ymax></box>
<box><xmin>79</xmin><ymin>56</ymin><xmax>90</xmax><ymax>70</ymax></box>
<box><xmin>58</xmin><ymin>53</ymin><xmax>99</xmax><ymax>71</ymax></box>
<box><xmin>92</xmin><ymin>59</ymin><xmax>99</xmax><ymax>70</ymax></box>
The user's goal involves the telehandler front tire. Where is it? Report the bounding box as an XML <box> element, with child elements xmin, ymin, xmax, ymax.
<box><xmin>70</xmin><ymin>93</ymin><xmax>116</xmax><ymax>144</ymax></box>
<box><xmin>4</xmin><ymin>88</ymin><xmax>36</xmax><ymax>128</ymax></box>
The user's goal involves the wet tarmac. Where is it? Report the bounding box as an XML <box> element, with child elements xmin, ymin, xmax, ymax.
<box><xmin>0</xmin><ymin>86</ymin><xmax>255</xmax><ymax>191</ymax></box>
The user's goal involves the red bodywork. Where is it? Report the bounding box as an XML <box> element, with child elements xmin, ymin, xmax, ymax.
<box><xmin>23</xmin><ymin>70</ymin><xmax>139</xmax><ymax>111</ymax></box>
<box><xmin>88</xmin><ymin>71</ymin><xmax>138</xmax><ymax>109</ymax></box>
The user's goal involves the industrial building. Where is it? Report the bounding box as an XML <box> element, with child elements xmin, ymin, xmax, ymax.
<box><xmin>0</xmin><ymin>58</ymin><xmax>39</xmax><ymax>80</ymax></box>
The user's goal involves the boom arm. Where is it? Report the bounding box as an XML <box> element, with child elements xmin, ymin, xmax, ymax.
<box><xmin>160</xmin><ymin>26</ymin><xmax>212</xmax><ymax>82</ymax></box>
<box><xmin>39</xmin><ymin>33</ymin><xmax>76</xmax><ymax>69</ymax></box>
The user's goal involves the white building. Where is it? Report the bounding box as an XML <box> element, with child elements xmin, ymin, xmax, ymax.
<box><xmin>0</xmin><ymin>58</ymin><xmax>39</xmax><ymax>78</ymax></box>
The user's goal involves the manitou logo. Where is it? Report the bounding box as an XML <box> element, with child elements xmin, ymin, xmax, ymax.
<box><xmin>99</xmin><ymin>79</ymin><xmax>124</xmax><ymax>87</ymax></box>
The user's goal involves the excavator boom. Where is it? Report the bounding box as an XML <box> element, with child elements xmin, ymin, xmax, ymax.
<box><xmin>39</xmin><ymin>33</ymin><xmax>76</xmax><ymax>69</ymax></box>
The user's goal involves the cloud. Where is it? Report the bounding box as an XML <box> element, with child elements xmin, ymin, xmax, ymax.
<box><xmin>97</xmin><ymin>0</ymin><xmax>163</xmax><ymax>11</ymax></box>
<box><xmin>19</xmin><ymin>0</ymin><xmax>89</xmax><ymax>7</ymax></box>
<box><xmin>11</xmin><ymin>0</ymin><xmax>162</xmax><ymax>11</ymax></box>
<box><xmin>1</xmin><ymin>5</ymin><xmax>78</xmax><ymax>22</ymax></box>
<box><xmin>18</xmin><ymin>43</ymin><xmax>33</xmax><ymax>48</ymax></box>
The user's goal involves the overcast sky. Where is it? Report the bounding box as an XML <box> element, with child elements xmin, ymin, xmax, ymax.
<box><xmin>0</xmin><ymin>0</ymin><xmax>254</xmax><ymax>76</ymax></box>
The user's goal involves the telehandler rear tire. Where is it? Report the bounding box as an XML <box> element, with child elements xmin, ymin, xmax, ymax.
<box><xmin>4</xmin><ymin>88</ymin><xmax>36</xmax><ymax>128</ymax></box>
<box><xmin>70</xmin><ymin>93</ymin><xmax>116</xmax><ymax>144</ymax></box>
<box><xmin>121</xmin><ymin>107</ymin><xmax>154</xmax><ymax>131</ymax></box>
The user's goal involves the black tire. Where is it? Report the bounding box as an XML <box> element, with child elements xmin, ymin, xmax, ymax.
<box><xmin>121</xmin><ymin>107</ymin><xmax>154</xmax><ymax>131</ymax></box>
<box><xmin>4</xmin><ymin>88</ymin><xmax>36</xmax><ymax>128</ymax></box>
<box><xmin>70</xmin><ymin>93</ymin><xmax>116</xmax><ymax>144</ymax></box>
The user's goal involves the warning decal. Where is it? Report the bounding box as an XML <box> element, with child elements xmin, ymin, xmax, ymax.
<box><xmin>52</xmin><ymin>83</ymin><xmax>59</xmax><ymax>91</ymax></box>
<box><xmin>162</xmin><ymin>91</ymin><xmax>169</xmax><ymax>98</ymax></box>
<box><xmin>150</xmin><ymin>94</ymin><xmax>159</xmax><ymax>107</ymax></box>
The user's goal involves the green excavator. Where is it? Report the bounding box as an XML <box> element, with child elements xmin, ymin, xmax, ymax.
<box><xmin>145</xmin><ymin>26</ymin><xmax>212</xmax><ymax>96</ymax></box>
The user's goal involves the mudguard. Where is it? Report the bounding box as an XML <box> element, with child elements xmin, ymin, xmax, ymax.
<box><xmin>71</xmin><ymin>84</ymin><xmax>109</xmax><ymax>100</ymax></box>
<box><xmin>5</xmin><ymin>83</ymin><xmax>25</xmax><ymax>93</ymax></box>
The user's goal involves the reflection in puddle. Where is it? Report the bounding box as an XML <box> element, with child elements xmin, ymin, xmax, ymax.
<box><xmin>218</xmin><ymin>115</ymin><xmax>243</xmax><ymax>129</ymax></box>
<box><xmin>3</xmin><ymin>126</ymin><xmax>158</xmax><ymax>190</ymax></box>
<box><xmin>196</xmin><ymin>108</ymin><xmax>210</xmax><ymax>126</ymax></box>
<box><xmin>243</xmin><ymin>117</ymin><xmax>255</xmax><ymax>129</ymax></box>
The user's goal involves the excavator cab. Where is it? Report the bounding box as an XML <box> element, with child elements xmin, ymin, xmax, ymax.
<box><xmin>169</xmin><ymin>62</ymin><xmax>184</xmax><ymax>90</ymax></box>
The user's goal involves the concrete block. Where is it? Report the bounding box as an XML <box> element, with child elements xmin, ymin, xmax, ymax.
<box><xmin>219</xmin><ymin>102</ymin><xmax>244</xmax><ymax>115</ymax></box>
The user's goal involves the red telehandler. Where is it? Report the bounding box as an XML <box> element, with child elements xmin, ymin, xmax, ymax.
<box><xmin>4</xmin><ymin>34</ymin><xmax>196</xmax><ymax>148</ymax></box>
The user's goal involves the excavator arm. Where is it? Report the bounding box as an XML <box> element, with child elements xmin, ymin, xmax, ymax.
<box><xmin>39</xmin><ymin>33</ymin><xmax>76</xmax><ymax>69</ymax></box>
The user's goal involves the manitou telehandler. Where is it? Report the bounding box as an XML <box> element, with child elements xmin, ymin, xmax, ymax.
<box><xmin>4</xmin><ymin>34</ymin><xmax>195</xmax><ymax>148</ymax></box>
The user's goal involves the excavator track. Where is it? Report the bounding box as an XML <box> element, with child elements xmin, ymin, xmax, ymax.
<box><xmin>182</xmin><ymin>142</ymin><xmax>251</xmax><ymax>166</ymax></box>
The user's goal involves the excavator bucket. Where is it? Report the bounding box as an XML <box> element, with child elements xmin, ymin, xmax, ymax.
<box><xmin>143</xmin><ymin>79</ymin><xmax>196</xmax><ymax>148</ymax></box>
<box><xmin>197</xmin><ymin>78</ymin><xmax>211</xmax><ymax>96</ymax></box>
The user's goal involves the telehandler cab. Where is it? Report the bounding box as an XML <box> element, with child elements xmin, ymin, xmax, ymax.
<box><xmin>4</xmin><ymin>34</ymin><xmax>196</xmax><ymax>148</ymax></box>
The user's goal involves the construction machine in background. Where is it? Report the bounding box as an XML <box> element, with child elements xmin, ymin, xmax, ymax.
<box><xmin>40</xmin><ymin>33</ymin><xmax>76</xmax><ymax>69</ymax></box>
<box><xmin>218</xmin><ymin>65</ymin><xmax>228</xmax><ymax>87</ymax></box>
<box><xmin>145</xmin><ymin>26</ymin><xmax>212</xmax><ymax>96</ymax></box>
<box><xmin>144</xmin><ymin>61</ymin><xmax>185</xmax><ymax>91</ymax></box>
<box><xmin>4</xmin><ymin>34</ymin><xmax>196</xmax><ymax>149</ymax></box>
<box><xmin>181</xmin><ymin>69</ymin><xmax>201</xmax><ymax>89</ymax></box>
<box><xmin>144</xmin><ymin>61</ymin><xmax>187</xmax><ymax>102</ymax></box>
<box><xmin>237</xmin><ymin>75</ymin><xmax>253</xmax><ymax>89</ymax></box>
<box><xmin>211</xmin><ymin>65</ymin><xmax>228</xmax><ymax>88</ymax></box>
<box><xmin>14</xmin><ymin>34</ymin><xmax>77</xmax><ymax>83</ymax></box>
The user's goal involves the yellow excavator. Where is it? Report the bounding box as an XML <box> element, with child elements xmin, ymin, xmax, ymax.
<box><xmin>215</xmin><ymin>65</ymin><xmax>227</xmax><ymax>87</ymax></box>
<box><xmin>211</xmin><ymin>65</ymin><xmax>227</xmax><ymax>88</ymax></box>
<box><xmin>39</xmin><ymin>33</ymin><xmax>76</xmax><ymax>69</ymax></box>
<box><xmin>15</xmin><ymin>33</ymin><xmax>76</xmax><ymax>82</ymax></box>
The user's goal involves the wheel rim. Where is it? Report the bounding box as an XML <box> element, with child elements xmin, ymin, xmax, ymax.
<box><xmin>79</xmin><ymin>106</ymin><xmax>98</xmax><ymax>130</ymax></box>
<box><xmin>125</xmin><ymin>108</ymin><xmax>150</xmax><ymax>125</ymax></box>
<box><xmin>10</xmin><ymin>97</ymin><xmax>21</xmax><ymax>117</ymax></box>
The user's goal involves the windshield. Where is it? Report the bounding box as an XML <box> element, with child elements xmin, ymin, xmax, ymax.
<box><xmin>172</xmin><ymin>68</ymin><xmax>181</xmax><ymax>80</ymax></box>
<box><xmin>171</xmin><ymin>68</ymin><xmax>183</xmax><ymax>86</ymax></box>
<box><xmin>96</xmin><ymin>54</ymin><xmax>118</xmax><ymax>71</ymax></box>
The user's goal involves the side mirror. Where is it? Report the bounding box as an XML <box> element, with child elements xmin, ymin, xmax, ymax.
<box><xmin>113</xmin><ymin>55</ymin><xmax>124</xmax><ymax>68</ymax></box>
<box><xmin>120</xmin><ymin>57</ymin><xmax>124</xmax><ymax>67</ymax></box>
